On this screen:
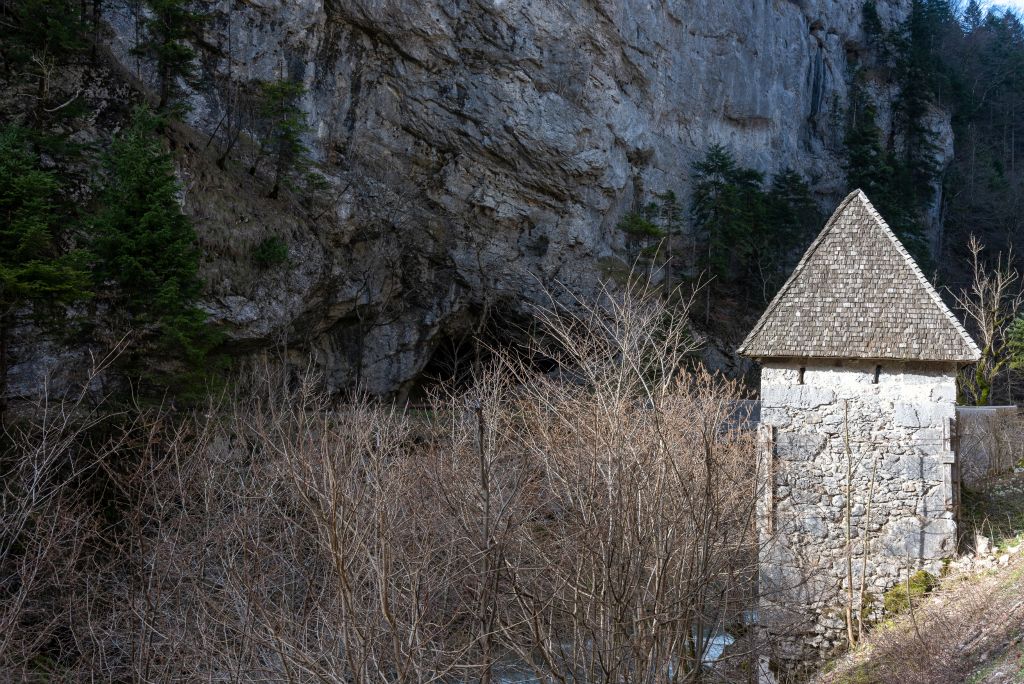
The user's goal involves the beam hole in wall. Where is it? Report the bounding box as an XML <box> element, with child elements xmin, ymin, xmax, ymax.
<box><xmin>873</xmin><ymin>364</ymin><xmax>882</xmax><ymax>384</ymax></box>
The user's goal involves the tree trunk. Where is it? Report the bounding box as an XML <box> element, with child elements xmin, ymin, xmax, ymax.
<box><xmin>92</xmin><ymin>0</ymin><xmax>102</xmax><ymax>62</ymax></box>
<box><xmin>159</xmin><ymin>61</ymin><xmax>170</xmax><ymax>111</ymax></box>
<box><xmin>0</xmin><ymin>315</ymin><xmax>10</xmax><ymax>426</ymax></box>
<box><xmin>475</xmin><ymin>402</ymin><xmax>493</xmax><ymax>684</ymax></box>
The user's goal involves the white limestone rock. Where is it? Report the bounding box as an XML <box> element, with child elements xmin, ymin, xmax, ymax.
<box><xmin>90</xmin><ymin>0</ymin><xmax>923</xmax><ymax>395</ymax></box>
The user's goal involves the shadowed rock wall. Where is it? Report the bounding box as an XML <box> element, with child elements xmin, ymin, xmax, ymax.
<box><xmin>5</xmin><ymin>0</ymin><xmax>928</xmax><ymax>398</ymax></box>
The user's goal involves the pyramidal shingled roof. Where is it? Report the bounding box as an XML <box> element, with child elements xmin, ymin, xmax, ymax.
<box><xmin>737</xmin><ymin>190</ymin><xmax>980</xmax><ymax>363</ymax></box>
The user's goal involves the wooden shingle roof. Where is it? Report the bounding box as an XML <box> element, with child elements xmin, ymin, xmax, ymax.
<box><xmin>737</xmin><ymin>190</ymin><xmax>981</xmax><ymax>363</ymax></box>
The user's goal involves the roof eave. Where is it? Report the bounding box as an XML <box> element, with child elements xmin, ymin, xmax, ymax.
<box><xmin>742</xmin><ymin>351</ymin><xmax>980</xmax><ymax>365</ymax></box>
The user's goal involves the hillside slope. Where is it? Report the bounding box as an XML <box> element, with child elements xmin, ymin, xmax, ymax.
<box><xmin>817</xmin><ymin>472</ymin><xmax>1024</xmax><ymax>684</ymax></box>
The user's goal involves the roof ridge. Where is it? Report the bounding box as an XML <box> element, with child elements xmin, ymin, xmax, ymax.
<box><xmin>736</xmin><ymin>189</ymin><xmax>861</xmax><ymax>355</ymax></box>
<box><xmin>737</xmin><ymin>189</ymin><xmax>981</xmax><ymax>363</ymax></box>
<box><xmin>852</xmin><ymin>190</ymin><xmax>982</xmax><ymax>358</ymax></box>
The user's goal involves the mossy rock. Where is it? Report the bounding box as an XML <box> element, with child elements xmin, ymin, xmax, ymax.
<box><xmin>882</xmin><ymin>570</ymin><xmax>936</xmax><ymax>616</ymax></box>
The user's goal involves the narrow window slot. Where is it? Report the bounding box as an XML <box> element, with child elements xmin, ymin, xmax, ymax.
<box><xmin>873</xmin><ymin>365</ymin><xmax>882</xmax><ymax>384</ymax></box>
<box><xmin>798</xmin><ymin>367</ymin><xmax>806</xmax><ymax>385</ymax></box>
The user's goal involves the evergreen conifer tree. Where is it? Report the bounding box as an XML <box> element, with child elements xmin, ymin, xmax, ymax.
<box><xmin>690</xmin><ymin>145</ymin><xmax>766</xmax><ymax>284</ymax></box>
<box><xmin>4</xmin><ymin>0</ymin><xmax>90</xmax><ymax>128</ymax></box>
<box><xmin>0</xmin><ymin>125</ymin><xmax>91</xmax><ymax>419</ymax></box>
<box><xmin>766</xmin><ymin>170</ymin><xmax>821</xmax><ymax>276</ymax></box>
<box><xmin>616</xmin><ymin>201</ymin><xmax>664</xmax><ymax>281</ymax></box>
<box><xmin>133</xmin><ymin>0</ymin><xmax>205</xmax><ymax>111</ymax></box>
<box><xmin>91</xmin><ymin>109</ymin><xmax>219</xmax><ymax>395</ymax></box>
<box><xmin>963</xmin><ymin>0</ymin><xmax>983</xmax><ymax>33</ymax></box>
<box><xmin>249</xmin><ymin>79</ymin><xmax>315</xmax><ymax>198</ymax></box>
<box><xmin>653</xmin><ymin>190</ymin><xmax>685</xmax><ymax>294</ymax></box>
<box><xmin>844</xmin><ymin>91</ymin><xmax>929</xmax><ymax>260</ymax></box>
<box><xmin>5</xmin><ymin>0</ymin><xmax>87</xmax><ymax>58</ymax></box>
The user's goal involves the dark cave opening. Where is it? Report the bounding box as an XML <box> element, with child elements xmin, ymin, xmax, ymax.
<box><xmin>405</xmin><ymin>304</ymin><xmax>559</xmax><ymax>404</ymax></box>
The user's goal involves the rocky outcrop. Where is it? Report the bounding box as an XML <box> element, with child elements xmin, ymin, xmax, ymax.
<box><xmin>93</xmin><ymin>0</ymin><xmax>922</xmax><ymax>395</ymax></box>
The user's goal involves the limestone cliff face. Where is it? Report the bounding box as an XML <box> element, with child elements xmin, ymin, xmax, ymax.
<box><xmin>97</xmin><ymin>0</ymin><xmax>923</xmax><ymax>394</ymax></box>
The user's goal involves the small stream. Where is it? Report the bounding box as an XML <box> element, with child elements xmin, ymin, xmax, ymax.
<box><xmin>489</xmin><ymin>630</ymin><xmax>737</xmax><ymax>683</ymax></box>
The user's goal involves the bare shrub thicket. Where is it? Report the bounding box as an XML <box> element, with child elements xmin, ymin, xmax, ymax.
<box><xmin>959</xmin><ymin>410</ymin><xmax>1024</xmax><ymax>485</ymax></box>
<box><xmin>6</xmin><ymin>284</ymin><xmax>761</xmax><ymax>682</ymax></box>
<box><xmin>0</xmin><ymin>346</ymin><xmax>137</xmax><ymax>678</ymax></box>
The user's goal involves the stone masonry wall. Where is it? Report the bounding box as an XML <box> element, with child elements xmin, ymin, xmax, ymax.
<box><xmin>757</xmin><ymin>359</ymin><xmax>959</xmax><ymax>671</ymax></box>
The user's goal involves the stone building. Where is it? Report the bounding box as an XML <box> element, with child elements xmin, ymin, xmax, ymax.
<box><xmin>738</xmin><ymin>190</ymin><xmax>981</xmax><ymax>671</ymax></box>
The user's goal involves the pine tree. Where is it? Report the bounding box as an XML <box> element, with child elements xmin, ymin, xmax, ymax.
<box><xmin>766</xmin><ymin>170</ymin><xmax>821</xmax><ymax>278</ymax></box>
<box><xmin>91</xmin><ymin>109</ymin><xmax>219</xmax><ymax>394</ymax></box>
<box><xmin>893</xmin><ymin>1</ymin><xmax>949</xmax><ymax>209</ymax></box>
<box><xmin>862</xmin><ymin>1</ymin><xmax>884</xmax><ymax>49</ymax></box>
<box><xmin>617</xmin><ymin>201</ymin><xmax>664</xmax><ymax>280</ymax></box>
<box><xmin>690</xmin><ymin>145</ymin><xmax>766</xmax><ymax>285</ymax></box>
<box><xmin>4</xmin><ymin>0</ymin><xmax>90</xmax><ymax>128</ymax></box>
<box><xmin>249</xmin><ymin>79</ymin><xmax>315</xmax><ymax>198</ymax></box>
<box><xmin>133</xmin><ymin>0</ymin><xmax>205</xmax><ymax>111</ymax></box>
<box><xmin>5</xmin><ymin>0</ymin><xmax>88</xmax><ymax>60</ymax></box>
<box><xmin>963</xmin><ymin>0</ymin><xmax>983</xmax><ymax>33</ymax></box>
<box><xmin>653</xmin><ymin>190</ymin><xmax>684</xmax><ymax>294</ymax></box>
<box><xmin>0</xmin><ymin>125</ymin><xmax>91</xmax><ymax>419</ymax></box>
<box><xmin>844</xmin><ymin>89</ymin><xmax>929</xmax><ymax>261</ymax></box>
<box><xmin>844</xmin><ymin>96</ymin><xmax>892</xmax><ymax>196</ymax></box>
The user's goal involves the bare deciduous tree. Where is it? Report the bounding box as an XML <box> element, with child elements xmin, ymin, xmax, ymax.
<box><xmin>5</xmin><ymin>282</ymin><xmax>768</xmax><ymax>683</ymax></box>
<box><xmin>0</xmin><ymin>342</ymin><xmax>129</xmax><ymax>677</ymax></box>
<box><xmin>952</xmin><ymin>235</ymin><xmax>1023</xmax><ymax>405</ymax></box>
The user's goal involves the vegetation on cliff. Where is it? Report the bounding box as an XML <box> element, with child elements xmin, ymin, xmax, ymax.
<box><xmin>2</xmin><ymin>2</ymin><xmax>1024</xmax><ymax>682</ymax></box>
<box><xmin>3</xmin><ymin>0</ymin><xmax>1024</xmax><ymax>401</ymax></box>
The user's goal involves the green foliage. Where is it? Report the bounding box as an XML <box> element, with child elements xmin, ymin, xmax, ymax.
<box><xmin>862</xmin><ymin>1</ymin><xmax>884</xmax><ymax>44</ymax></box>
<box><xmin>3</xmin><ymin>0</ymin><xmax>88</xmax><ymax>62</ymax></box>
<box><xmin>250</xmin><ymin>80</ymin><xmax>317</xmax><ymax>199</ymax></box>
<box><xmin>853</xmin><ymin>1</ymin><xmax>1024</xmax><ymax>269</ymax></box>
<box><xmin>691</xmin><ymin>144</ymin><xmax>766</xmax><ymax>284</ymax></box>
<box><xmin>962</xmin><ymin>0</ymin><xmax>983</xmax><ymax>32</ymax></box>
<box><xmin>845</xmin><ymin>0</ymin><xmax>973</xmax><ymax>266</ymax></box>
<box><xmin>941</xmin><ymin>7</ymin><xmax>1024</xmax><ymax>251</ymax></box>
<box><xmin>617</xmin><ymin>202</ymin><xmax>664</xmax><ymax>268</ymax></box>
<box><xmin>882</xmin><ymin>570</ymin><xmax>937</xmax><ymax>616</ymax></box>
<box><xmin>252</xmin><ymin>236</ymin><xmax>289</xmax><ymax>267</ymax></box>
<box><xmin>652</xmin><ymin>190</ymin><xmax>684</xmax><ymax>236</ymax></box>
<box><xmin>133</xmin><ymin>0</ymin><xmax>205</xmax><ymax>111</ymax></box>
<box><xmin>618</xmin><ymin>188</ymin><xmax>719</xmax><ymax>297</ymax></box>
<box><xmin>844</xmin><ymin>96</ymin><xmax>893</xmax><ymax>199</ymax></box>
<box><xmin>1009</xmin><ymin>316</ymin><xmax>1024</xmax><ymax>370</ymax></box>
<box><xmin>894</xmin><ymin>2</ymin><xmax>950</xmax><ymax>200</ymax></box>
<box><xmin>2</xmin><ymin>0</ymin><xmax>92</xmax><ymax>129</ymax></box>
<box><xmin>91</xmin><ymin>109</ymin><xmax>221</xmax><ymax>395</ymax></box>
<box><xmin>690</xmin><ymin>146</ymin><xmax>820</xmax><ymax>300</ymax></box>
<box><xmin>618</xmin><ymin>204</ymin><xmax>662</xmax><ymax>239</ymax></box>
<box><xmin>844</xmin><ymin>84</ymin><xmax>930</xmax><ymax>263</ymax></box>
<box><xmin>765</xmin><ymin>169</ymin><xmax>821</xmax><ymax>277</ymax></box>
<box><xmin>0</xmin><ymin>125</ymin><xmax>91</xmax><ymax>414</ymax></box>
<box><xmin>0</xmin><ymin>126</ymin><xmax>91</xmax><ymax>310</ymax></box>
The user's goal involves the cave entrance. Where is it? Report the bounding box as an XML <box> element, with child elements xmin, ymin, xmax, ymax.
<box><xmin>404</xmin><ymin>304</ymin><xmax>542</xmax><ymax>405</ymax></box>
